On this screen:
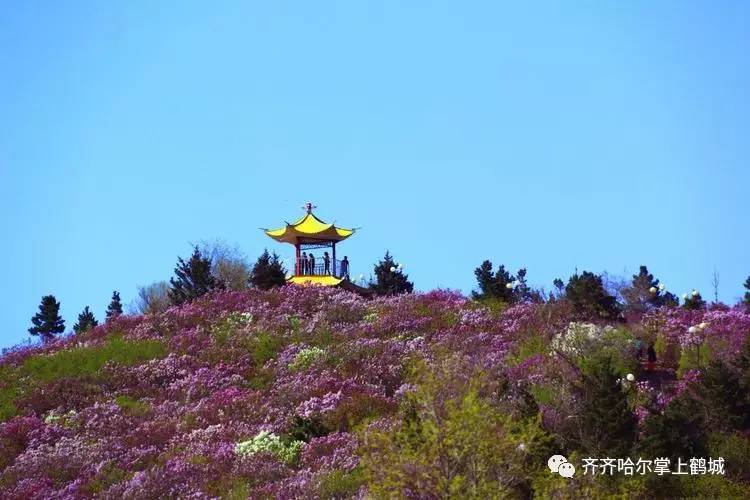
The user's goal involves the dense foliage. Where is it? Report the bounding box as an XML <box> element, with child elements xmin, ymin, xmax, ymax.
<box><xmin>27</xmin><ymin>295</ymin><xmax>65</xmax><ymax>342</ymax></box>
<box><xmin>169</xmin><ymin>247</ymin><xmax>224</xmax><ymax>306</ymax></box>
<box><xmin>622</xmin><ymin>266</ymin><xmax>678</xmax><ymax>312</ymax></box>
<box><xmin>105</xmin><ymin>291</ymin><xmax>123</xmax><ymax>320</ymax></box>
<box><xmin>249</xmin><ymin>250</ymin><xmax>287</xmax><ymax>290</ymax></box>
<box><xmin>369</xmin><ymin>252</ymin><xmax>413</xmax><ymax>296</ymax></box>
<box><xmin>3</xmin><ymin>287</ymin><xmax>750</xmax><ymax>498</ymax></box>
<box><xmin>565</xmin><ymin>271</ymin><xmax>621</xmax><ymax>321</ymax></box>
<box><xmin>73</xmin><ymin>307</ymin><xmax>98</xmax><ymax>335</ymax></box>
<box><xmin>472</xmin><ymin>260</ymin><xmax>516</xmax><ymax>302</ymax></box>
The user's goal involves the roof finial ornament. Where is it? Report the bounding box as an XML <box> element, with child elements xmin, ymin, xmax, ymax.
<box><xmin>303</xmin><ymin>202</ymin><xmax>317</xmax><ymax>214</ymax></box>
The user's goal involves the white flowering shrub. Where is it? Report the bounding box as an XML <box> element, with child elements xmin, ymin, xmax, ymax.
<box><xmin>551</xmin><ymin>322</ymin><xmax>607</xmax><ymax>356</ymax></box>
<box><xmin>288</xmin><ymin>347</ymin><xmax>326</xmax><ymax>372</ymax></box>
<box><xmin>235</xmin><ymin>430</ymin><xmax>303</xmax><ymax>464</ymax></box>
<box><xmin>552</xmin><ymin>322</ymin><xmax>638</xmax><ymax>374</ymax></box>
<box><xmin>211</xmin><ymin>312</ymin><xmax>254</xmax><ymax>346</ymax></box>
<box><xmin>363</xmin><ymin>312</ymin><xmax>379</xmax><ymax>323</ymax></box>
<box><xmin>44</xmin><ymin>409</ymin><xmax>76</xmax><ymax>426</ymax></box>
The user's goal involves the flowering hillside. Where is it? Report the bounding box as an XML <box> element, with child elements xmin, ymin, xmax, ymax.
<box><xmin>1</xmin><ymin>287</ymin><xmax>749</xmax><ymax>498</ymax></box>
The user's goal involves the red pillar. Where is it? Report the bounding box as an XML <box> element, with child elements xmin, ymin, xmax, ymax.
<box><xmin>332</xmin><ymin>242</ymin><xmax>337</xmax><ymax>276</ymax></box>
<box><xmin>295</xmin><ymin>243</ymin><xmax>301</xmax><ymax>275</ymax></box>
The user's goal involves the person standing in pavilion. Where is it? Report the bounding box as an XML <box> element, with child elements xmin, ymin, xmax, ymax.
<box><xmin>340</xmin><ymin>256</ymin><xmax>350</xmax><ymax>280</ymax></box>
<box><xmin>323</xmin><ymin>251</ymin><xmax>331</xmax><ymax>275</ymax></box>
<box><xmin>300</xmin><ymin>252</ymin><xmax>308</xmax><ymax>275</ymax></box>
<box><xmin>308</xmin><ymin>253</ymin><xmax>316</xmax><ymax>275</ymax></box>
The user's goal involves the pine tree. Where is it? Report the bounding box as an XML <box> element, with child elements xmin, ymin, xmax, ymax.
<box><xmin>697</xmin><ymin>357</ymin><xmax>749</xmax><ymax>431</ymax></box>
<box><xmin>744</xmin><ymin>276</ymin><xmax>750</xmax><ymax>310</ymax></box>
<box><xmin>106</xmin><ymin>291</ymin><xmax>123</xmax><ymax>320</ymax></box>
<box><xmin>169</xmin><ymin>246</ymin><xmax>223</xmax><ymax>306</ymax></box>
<box><xmin>28</xmin><ymin>295</ymin><xmax>65</xmax><ymax>342</ymax></box>
<box><xmin>73</xmin><ymin>306</ymin><xmax>98</xmax><ymax>334</ymax></box>
<box><xmin>638</xmin><ymin>393</ymin><xmax>706</xmax><ymax>461</ymax></box>
<box><xmin>660</xmin><ymin>291</ymin><xmax>679</xmax><ymax>308</ymax></box>
<box><xmin>514</xmin><ymin>267</ymin><xmax>540</xmax><ymax>302</ymax></box>
<box><xmin>624</xmin><ymin>266</ymin><xmax>659</xmax><ymax>312</ymax></box>
<box><xmin>249</xmin><ymin>249</ymin><xmax>287</xmax><ymax>290</ymax></box>
<box><xmin>471</xmin><ymin>260</ymin><xmax>515</xmax><ymax>302</ymax></box>
<box><xmin>472</xmin><ymin>260</ymin><xmax>496</xmax><ymax>299</ymax></box>
<box><xmin>565</xmin><ymin>271</ymin><xmax>621</xmax><ymax>320</ymax></box>
<box><xmin>553</xmin><ymin>278</ymin><xmax>565</xmax><ymax>298</ymax></box>
<box><xmin>623</xmin><ymin>266</ymin><xmax>677</xmax><ymax>313</ymax></box>
<box><xmin>683</xmin><ymin>291</ymin><xmax>706</xmax><ymax>310</ymax></box>
<box><xmin>370</xmin><ymin>251</ymin><xmax>413</xmax><ymax>296</ymax></box>
<box><xmin>576</xmin><ymin>354</ymin><xmax>637</xmax><ymax>457</ymax></box>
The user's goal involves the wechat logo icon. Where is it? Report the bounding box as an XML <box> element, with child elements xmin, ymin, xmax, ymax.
<box><xmin>548</xmin><ymin>455</ymin><xmax>576</xmax><ymax>478</ymax></box>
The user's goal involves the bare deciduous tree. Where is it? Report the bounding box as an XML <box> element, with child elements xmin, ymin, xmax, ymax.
<box><xmin>711</xmin><ymin>268</ymin><xmax>720</xmax><ymax>304</ymax></box>
<box><xmin>130</xmin><ymin>281</ymin><xmax>170</xmax><ymax>315</ymax></box>
<box><xmin>197</xmin><ymin>240</ymin><xmax>251</xmax><ymax>291</ymax></box>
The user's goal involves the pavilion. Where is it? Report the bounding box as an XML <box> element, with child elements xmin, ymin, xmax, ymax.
<box><xmin>263</xmin><ymin>203</ymin><xmax>368</xmax><ymax>293</ymax></box>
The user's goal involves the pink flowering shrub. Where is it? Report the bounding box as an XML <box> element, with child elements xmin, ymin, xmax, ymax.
<box><xmin>0</xmin><ymin>287</ymin><xmax>748</xmax><ymax>497</ymax></box>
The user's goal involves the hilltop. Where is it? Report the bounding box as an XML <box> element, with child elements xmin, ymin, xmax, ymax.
<box><xmin>1</xmin><ymin>287</ymin><xmax>749</xmax><ymax>498</ymax></box>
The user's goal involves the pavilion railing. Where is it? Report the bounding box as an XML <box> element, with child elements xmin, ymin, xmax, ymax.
<box><xmin>295</xmin><ymin>258</ymin><xmax>351</xmax><ymax>278</ymax></box>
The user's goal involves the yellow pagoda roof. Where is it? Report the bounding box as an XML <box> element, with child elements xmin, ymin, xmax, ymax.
<box><xmin>264</xmin><ymin>206</ymin><xmax>354</xmax><ymax>245</ymax></box>
<box><xmin>287</xmin><ymin>275</ymin><xmax>344</xmax><ymax>287</ymax></box>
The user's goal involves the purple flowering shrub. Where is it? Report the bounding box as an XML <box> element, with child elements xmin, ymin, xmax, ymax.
<box><xmin>0</xmin><ymin>287</ymin><xmax>748</xmax><ymax>497</ymax></box>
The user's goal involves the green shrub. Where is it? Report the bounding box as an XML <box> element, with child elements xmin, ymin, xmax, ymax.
<box><xmin>472</xmin><ymin>297</ymin><xmax>510</xmax><ymax>317</ymax></box>
<box><xmin>361</xmin><ymin>365</ymin><xmax>552</xmax><ymax>498</ymax></box>
<box><xmin>250</xmin><ymin>332</ymin><xmax>284</xmax><ymax>366</ymax></box>
<box><xmin>114</xmin><ymin>395</ymin><xmax>150</xmax><ymax>417</ymax></box>
<box><xmin>637</xmin><ymin>393</ymin><xmax>706</xmax><ymax>461</ymax></box>
<box><xmin>288</xmin><ymin>416</ymin><xmax>330</xmax><ymax>442</ymax></box>
<box><xmin>507</xmin><ymin>335</ymin><xmax>548</xmax><ymax>366</ymax></box>
<box><xmin>0</xmin><ymin>336</ymin><xmax>165</xmax><ymax>423</ymax></box>
<box><xmin>707</xmin><ymin>432</ymin><xmax>750</xmax><ymax>482</ymax></box>
<box><xmin>318</xmin><ymin>467</ymin><xmax>365</xmax><ymax>498</ymax></box>
<box><xmin>21</xmin><ymin>336</ymin><xmax>166</xmax><ymax>383</ymax></box>
<box><xmin>0</xmin><ymin>365</ymin><xmax>19</xmax><ymax>422</ymax></box>
<box><xmin>288</xmin><ymin>347</ymin><xmax>326</xmax><ymax>372</ymax></box>
<box><xmin>677</xmin><ymin>474</ymin><xmax>750</xmax><ymax>499</ymax></box>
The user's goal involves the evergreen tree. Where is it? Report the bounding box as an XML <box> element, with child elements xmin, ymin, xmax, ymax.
<box><xmin>249</xmin><ymin>249</ymin><xmax>287</xmax><ymax>290</ymax></box>
<box><xmin>621</xmin><ymin>266</ymin><xmax>679</xmax><ymax>312</ymax></box>
<box><xmin>683</xmin><ymin>291</ymin><xmax>706</xmax><ymax>310</ymax></box>
<box><xmin>624</xmin><ymin>266</ymin><xmax>669</xmax><ymax>313</ymax></box>
<box><xmin>105</xmin><ymin>291</ymin><xmax>123</xmax><ymax>320</ymax></box>
<box><xmin>473</xmin><ymin>260</ymin><xmax>496</xmax><ymax>299</ymax></box>
<box><xmin>638</xmin><ymin>394</ymin><xmax>706</xmax><ymax>462</ymax></box>
<box><xmin>28</xmin><ymin>295</ymin><xmax>65</xmax><ymax>342</ymax></box>
<box><xmin>697</xmin><ymin>358</ymin><xmax>750</xmax><ymax>431</ymax></box>
<box><xmin>471</xmin><ymin>260</ymin><xmax>515</xmax><ymax>302</ymax></box>
<box><xmin>576</xmin><ymin>354</ymin><xmax>637</xmax><ymax>457</ymax></box>
<box><xmin>514</xmin><ymin>268</ymin><xmax>531</xmax><ymax>302</ymax></box>
<box><xmin>553</xmin><ymin>278</ymin><xmax>565</xmax><ymax>298</ymax></box>
<box><xmin>73</xmin><ymin>306</ymin><xmax>98</xmax><ymax>334</ymax></box>
<box><xmin>169</xmin><ymin>246</ymin><xmax>223</xmax><ymax>306</ymax></box>
<box><xmin>370</xmin><ymin>251</ymin><xmax>413</xmax><ymax>296</ymax></box>
<box><xmin>565</xmin><ymin>271</ymin><xmax>621</xmax><ymax>320</ymax></box>
<box><xmin>744</xmin><ymin>276</ymin><xmax>750</xmax><ymax>310</ymax></box>
<box><xmin>660</xmin><ymin>291</ymin><xmax>680</xmax><ymax>308</ymax></box>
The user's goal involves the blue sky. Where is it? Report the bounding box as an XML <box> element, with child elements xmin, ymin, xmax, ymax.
<box><xmin>1</xmin><ymin>1</ymin><xmax>748</xmax><ymax>348</ymax></box>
